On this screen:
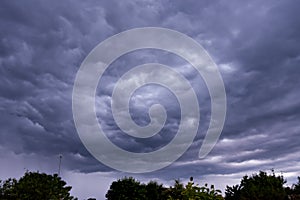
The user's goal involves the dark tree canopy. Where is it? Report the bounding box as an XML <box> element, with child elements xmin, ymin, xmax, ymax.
<box><xmin>105</xmin><ymin>176</ymin><xmax>223</xmax><ymax>200</ymax></box>
<box><xmin>105</xmin><ymin>177</ymin><xmax>147</xmax><ymax>200</ymax></box>
<box><xmin>144</xmin><ymin>180</ymin><xmax>168</xmax><ymax>200</ymax></box>
<box><xmin>225</xmin><ymin>170</ymin><xmax>287</xmax><ymax>200</ymax></box>
<box><xmin>1</xmin><ymin>170</ymin><xmax>300</xmax><ymax>200</ymax></box>
<box><xmin>288</xmin><ymin>177</ymin><xmax>300</xmax><ymax>200</ymax></box>
<box><xmin>168</xmin><ymin>178</ymin><xmax>223</xmax><ymax>200</ymax></box>
<box><xmin>294</xmin><ymin>177</ymin><xmax>300</xmax><ymax>194</ymax></box>
<box><xmin>0</xmin><ymin>171</ymin><xmax>76</xmax><ymax>200</ymax></box>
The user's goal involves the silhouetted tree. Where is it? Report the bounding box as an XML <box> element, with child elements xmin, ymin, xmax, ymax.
<box><xmin>105</xmin><ymin>177</ymin><xmax>147</xmax><ymax>200</ymax></box>
<box><xmin>0</xmin><ymin>178</ymin><xmax>17</xmax><ymax>199</ymax></box>
<box><xmin>168</xmin><ymin>177</ymin><xmax>223</xmax><ymax>200</ymax></box>
<box><xmin>145</xmin><ymin>180</ymin><xmax>168</xmax><ymax>200</ymax></box>
<box><xmin>225</xmin><ymin>184</ymin><xmax>242</xmax><ymax>200</ymax></box>
<box><xmin>294</xmin><ymin>177</ymin><xmax>300</xmax><ymax>194</ymax></box>
<box><xmin>225</xmin><ymin>170</ymin><xmax>287</xmax><ymax>200</ymax></box>
<box><xmin>0</xmin><ymin>171</ymin><xmax>76</xmax><ymax>200</ymax></box>
<box><xmin>168</xmin><ymin>179</ymin><xmax>185</xmax><ymax>200</ymax></box>
<box><xmin>288</xmin><ymin>177</ymin><xmax>300</xmax><ymax>200</ymax></box>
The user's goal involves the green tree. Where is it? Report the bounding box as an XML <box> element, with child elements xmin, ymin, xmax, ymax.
<box><xmin>224</xmin><ymin>184</ymin><xmax>241</xmax><ymax>200</ymax></box>
<box><xmin>225</xmin><ymin>170</ymin><xmax>287</xmax><ymax>200</ymax></box>
<box><xmin>294</xmin><ymin>177</ymin><xmax>300</xmax><ymax>194</ymax></box>
<box><xmin>168</xmin><ymin>177</ymin><xmax>223</xmax><ymax>200</ymax></box>
<box><xmin>0</xmin><ymin>178</ymin><xmax>18</xmax><ymax>199</ymax></box>
<box><xmin>287</xmin><ymin>177</ymin><xmax>300</xmax><ymax>200</ymax></box>
<box><xmin>0</xmin><ymin>171</ymin><xmax>76</xmax><ymax>200</ymax></box>
<box><xmin>168</xmin><ymin>179</ymin><xmax>185</xmax><ymax>200</ymax></box>
<box><xmin>105</xmin><ymin>177</ymin><xmax>147</xmax><ymax>200</ymax></box>
<box><xmin>145</xmin><ymin>180</ymin><xmax>168</xmax><ymax>200</ymax></box>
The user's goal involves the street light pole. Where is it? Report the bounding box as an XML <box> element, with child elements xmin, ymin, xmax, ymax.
<box><xmin>58</xmin><ymin>154</ymin><xmax>62</xmax><ymax>176</ymax></box>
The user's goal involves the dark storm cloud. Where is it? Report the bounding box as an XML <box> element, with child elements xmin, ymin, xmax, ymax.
<box><xmin>215</xmin><ymin>1</ymin><xmax>300</xmax><ymax>168</ymax></box>
<box><xmin>0</xmin><ymin>0</ymin><xmax>114</xmax><ymax>172</ymax></box>
<box><xmin>1</xmin><ymin>1</ymin><xmax>300</xmax><ymax>197</ymax></box>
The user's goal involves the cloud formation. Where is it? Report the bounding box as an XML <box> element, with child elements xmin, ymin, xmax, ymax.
<box><xmin>1</xmin><ymin>0</ymin><xmax>300</xmax><ymax>198</ymax></box>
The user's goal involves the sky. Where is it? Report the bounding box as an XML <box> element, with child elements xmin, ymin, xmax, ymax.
<box><xmin>1</xmin><ymin>0</ymin><xmax>300</xmax><ymax>199</ymax></box>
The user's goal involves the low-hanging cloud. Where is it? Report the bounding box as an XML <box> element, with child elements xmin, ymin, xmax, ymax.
<box><xmin>1</xmin><ymin>0</ymin><xmax>300</xmax><ymax>198</ymax></box>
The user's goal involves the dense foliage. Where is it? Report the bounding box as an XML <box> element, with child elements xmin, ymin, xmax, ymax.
<box><xmin>286</xmin><ymin>177</ymin><xmax>300</xmax><ymax>200</ymax></box>
<box><xmin>0</xmin><ymin>171</ymin><xmax>76</xmax><ymax>200</ymax></box>
<box><xmin>225</xmin><ymin>170</ymin><xmax>300</xmax><ymax>200</ymax></box>
<box><xmin>105</xmin><ymin>176</ymin><xmax>223</xmax><ymax>200</ymax></box>
<box><xmin>1</xmin><ymin>170</ymin><xmax>300</xmax><ymax>200</ymax></box>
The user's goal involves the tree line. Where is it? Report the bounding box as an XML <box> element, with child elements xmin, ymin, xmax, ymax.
<box><xmin>0</xmin><ymin>170</ymin><xmax>300</xmax><ymax>200</ymax></box>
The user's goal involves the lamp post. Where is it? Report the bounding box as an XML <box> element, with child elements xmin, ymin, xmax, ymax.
<box><xmin>58</xmin><ymin>154</ymin><xmax>62</xmax><ymax>176</ymax></box>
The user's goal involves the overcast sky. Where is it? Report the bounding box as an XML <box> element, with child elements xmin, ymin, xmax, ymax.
<box><xmin>1</xmin><ymin>0</ymin><xmax>300</xmax><ymax>199</ymax></box>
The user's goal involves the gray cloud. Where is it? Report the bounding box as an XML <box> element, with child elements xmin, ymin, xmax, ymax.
<box><xmin>1</xmin><ymin>0</ymin><xmax>300</xmax><ymax>199</ymax></box>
